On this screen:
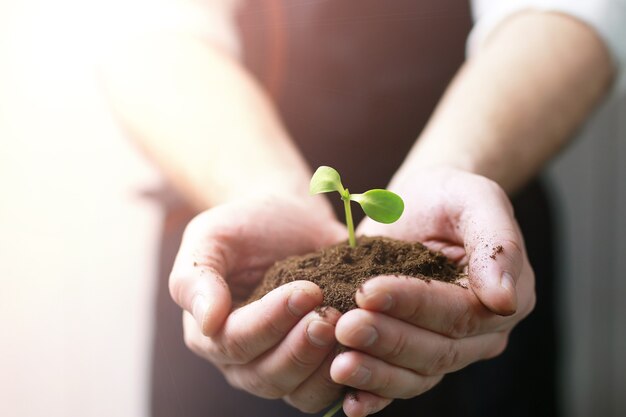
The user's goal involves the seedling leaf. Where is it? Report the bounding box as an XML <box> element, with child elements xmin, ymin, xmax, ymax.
<box><xmin>309</xmin><ymin>166</ymin><xmax>345</xmax><ymax>195</ymax></box>
<box><xmin>350</xmin><ymin>189</ymin><xmax>404</xmax><ymax>224</ymax></box>
<box><xmin>309</xmin><ymin>165</ymin><xmax>404</xmax><ymax>248</ymax></box>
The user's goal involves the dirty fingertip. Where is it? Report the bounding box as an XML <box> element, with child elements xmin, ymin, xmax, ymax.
<box><xmin>341</xmin><ymin>390</ymin><xmax>392</xmax><ymax>417</ymax></box>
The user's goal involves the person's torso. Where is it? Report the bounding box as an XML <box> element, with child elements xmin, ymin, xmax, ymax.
<box><xmin>238</xmin><ymin>0</ymin><xmax>472</xmax><ymax>196</ymax></box>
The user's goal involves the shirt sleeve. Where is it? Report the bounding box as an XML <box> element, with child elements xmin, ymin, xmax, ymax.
<box><xmin>468</xmin><ymin>0</ymin><xmax>626</xmax><ymax>95</ymax></box>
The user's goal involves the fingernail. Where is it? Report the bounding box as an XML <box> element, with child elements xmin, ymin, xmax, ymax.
<box><xmin>350</xmin><ymin>325</ymin><xmax>378</xmax><ymax>347</ymax></box>
<box><xmin>192</xmin><ymin>295</ymin><xmax>209</xmax><ymax>328</ymax></box>
<box><xmin>307</xmin><ymin>320</ymin><xmax>335</xmax><ymax>347</ymax></box>
<box><xmin>500</xmin><ymin>272</ymin><xmax>515</xmax><ymax>294</ymax></box>
<box><xmin>349</xmin><ymin>364</ymin><xmax>372</xmax><ymax>385</ymax></box>
<box><xmin>288</xmin><ymin>290</ymin><xmax>316</xmax><ymax>317</ymax></box>
<box><xmin>501</xmin><ymin>272</ymin><xmax>518</xmax><ymax>313</ymax></box>
<box><xmin>359</xmin><ymin>284</ymin><xmax>393</xmax><ymax>311</ymax></box>
<box><xmin>375</xmin><ymin>293</ymin><xmax>394</xmax><ymax>311</ymax></box>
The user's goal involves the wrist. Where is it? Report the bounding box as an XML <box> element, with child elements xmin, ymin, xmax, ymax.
<box><xmin>389</xmin><ymin>136</ymin><xmax>480</xmax><ymax>192</ymax></box>
<box><xmin>394</xmin><ymin>126</ymin><xmax>527</xmax><ymax>194</ymax></box>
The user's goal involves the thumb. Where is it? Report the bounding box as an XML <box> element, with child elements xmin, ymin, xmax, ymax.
<box><xmin>461</xmin><ymin>194</ymin><xmax>524</xmax><ymax>316</ymax></box>
<box><xmin>169</xmin><ymin>214</ymin><xmax>232</xmax><ymax>337</ymax></box>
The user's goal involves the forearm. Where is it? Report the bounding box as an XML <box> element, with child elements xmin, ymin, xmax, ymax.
<box><xmin>102</xmin><ymin>32</ymin><xmax>316</xmax><ymax>211</ymax></box>
<box><xmin>395</xmin><ymin>11</ymin><xmax>615</xmax><ymax>193</ymax></box>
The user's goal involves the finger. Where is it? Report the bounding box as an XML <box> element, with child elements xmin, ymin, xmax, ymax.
<box><xmin>226</xmin><ymin>308</ymin><xmax>341</xmax><ymax>400</ymax></box>
<box><xmin>283</xmin><ymin>346</ymin><xmax>344</xmax><ymax>413</ymax></box>
<box><xmin>183</xmin><ymin>310</ymin><xmax>212</xmax><ymax>359</ymax></box>
<box><xmin>342</xmin><ymin>391</ymin><xmax>392</xmax><ymax>417</ymax></box>
<box><xmin>457</xmin><ymin>180</ymin><xmax>525</xmax><ymax>315</ymax></box>
<box><xmin>169</xmin><ymin>213</ymin><xmax>233</xmax><ymax>336</ymax></box>
<box><xmin>356</xmin><ymin>276</ymin><xmax>517</xmax><ymax>338</ymax></box>
<box><xmin>336</xmin><ymin>309</ymin><xmax>509</xmax><ymax>376</ymax></box>
<box><xmin>330</xmin><ymin>351</ymin><xmax>443</xmax><ymax>399</ymax></box>
<box><xmin>184</xmin><ymin>281</ymin><xmax>323</xmax><ymax>365</ymax></box>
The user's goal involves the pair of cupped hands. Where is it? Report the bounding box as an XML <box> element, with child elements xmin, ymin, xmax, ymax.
<box><xmin>169</xmin><ymin>168</ymin><xmax>536</xmax><ymax>417</ymax></box>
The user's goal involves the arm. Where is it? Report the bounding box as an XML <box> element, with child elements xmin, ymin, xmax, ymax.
<box><xmin>101</xmin><ymin>2</ymin><xmax>345</xmax><ymax>412</ymax></box>
<box><xmin>398</xmin><ymin>10</ymin><xmax>614</xmax><ymax>194</ymax></box>
<box><xmin>101</xmin><ymin>1</ymin><xmax>322</xmax><ymax>211</ymax></box>
<box><xmin>389</xmin><ymin>10</ymin><xmax>615</xmax><ymax>314</ymax></box>
<box><xmin>334</xmin><ymin>11</ymin><xmax>616</xmax><ymax>417</ymax></box>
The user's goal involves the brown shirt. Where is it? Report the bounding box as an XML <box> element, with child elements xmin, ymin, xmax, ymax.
<box><xmin>238</xmin><ymin>0</ymin><xmax>472</xmax><ymax>196</ymax></box>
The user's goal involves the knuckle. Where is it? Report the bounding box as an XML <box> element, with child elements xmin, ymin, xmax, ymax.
<box><xmin>485</xmin><ymin>333</ymin><xmax>509</xmax><ymax>359</ymax></box>
<box><xmin>405</xmin><ymin>297</ymin><xmax>425</xmax><ymax>325</ymax></box>
<box><xmin>285</xmin><ymin>373</ymin><xmax>340</xmax><ymax>413</ymax></box>
<box><xmin>398</xmin><ymin>391</ymin><xmax>414</xmax><ymax>400</ymax></box>
<box><xmin>264</xmin><ymin>311</ymin><xmax>290</xmax><ymax>340</ymax></box>
<box><xmin>397</xmin><ymin>378</ymin><xmax>422</xmax><ymax>399</ymax></box>
<box><xmin>222</xmin><ymin>368</ymin><xmax>244</xmax><ymax>390</ymax></box>
<box><xmin>220</xmin><ymin>335</ymin><xmax>252</xmax><ymax>365</ymax></box>
<box><xmin>424</xmin><ymin>339</ymin><xmax>459</xmax><ymax>376</ymax></box>
<box><xmin>502</xmin><ymin>238</ymin><xmax>524</xmax><ymax>265</ymax></box>
<box><xmin>375</xmin><ymin>371</ymin><xmax>394</xmax><ymax>396</ymax></box>
<box><xmin>447</xmin><ymin>304</ymin><xmax>476</xmax><ymax>339</ymax></box>
<box><xmin>241</xmin><ymin>373</ymin><xmax>286</xmax><ymax>399</ymax></box>
<box><xmin>385</xmin><ymin>331</ymin><xmax>408</xmax><ymax>361</ymax></box>
<box><xmin>409</xmin><ymin>375</ymin><xmax>443</xmax><ymax>398</ymax></box>
<box><xmin>285</xmin><ymin>345</ymin><xmax>318</xmax><ymax>370</ymax></box>
<box><xmin>319</xmin><ymin>370</ymin><xmax>342</xmax><ymax>393</ymax></box>
<box><xmin>284</xmin><ymin>396</ymin><xmax>328</xmax><ymax>414</ymax></box>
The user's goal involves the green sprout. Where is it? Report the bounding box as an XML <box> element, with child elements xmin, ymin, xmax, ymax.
<box><xmin>310</xmin><ymin>166</ymin><xmax>404</xmax><ymax>248</ymax></box>
<box><xmin>322</xmin><ymin>400</ymin><xmax>343</xmax><ymax>417</ymax></box>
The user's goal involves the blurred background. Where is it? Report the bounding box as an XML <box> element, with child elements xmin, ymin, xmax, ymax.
<box><xmin>1</xmin><ymin>0</ymin><xmax>624</xmax><ymax>416</ymax></box>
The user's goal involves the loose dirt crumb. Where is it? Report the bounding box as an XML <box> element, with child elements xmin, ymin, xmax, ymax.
<box><xmin>490</xmin><ymin>245</ymin><xmax>504</xmax><ymax>260</ymax></box>
<box><xmin>347</xmin><ymin>390</ymin><xmax>359</xmax><ymax>402</ymax></box>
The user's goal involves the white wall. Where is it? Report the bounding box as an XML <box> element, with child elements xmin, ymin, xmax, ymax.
<box><xmin>548</xmin><ymin>94</ymin><xmax>626</xmax><ymax>417</ymax></box>
<box><xmin>0</xmin><ymin>1</ymin><xmax>162</xmax><ymax>416</ymax></box>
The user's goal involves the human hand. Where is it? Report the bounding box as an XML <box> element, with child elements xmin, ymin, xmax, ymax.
<box><xmin>330</xmin><ymin>167</ymin><xmax>536</xmax><ymax>416</ymax></box>
<box><xmin>169</xmin><ymin>194</ymin><xmax>348</xmax><ymax>412</ymax></box>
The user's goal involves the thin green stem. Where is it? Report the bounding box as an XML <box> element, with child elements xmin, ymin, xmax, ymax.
<box><xmin>322</xmin><ymin>399</ymin><xmax>344</xmax><ymax>417</ymax></box>
<box><xmin>342</xmin><ymin>189</ymin><xmax>356</xmax><ymax>248</ymax></box>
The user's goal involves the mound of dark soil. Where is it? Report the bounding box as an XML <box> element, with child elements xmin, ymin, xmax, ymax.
<box><xmin>248</xmin><ymin>236</ymin><xmax>463</xmax><ymax>313</ymax></box>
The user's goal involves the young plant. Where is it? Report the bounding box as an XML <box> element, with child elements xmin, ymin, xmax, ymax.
<box><xmin>310</xmin><ymin>166</ymin><xmax>404</xmax><ymax>247</ymax></box>
<box><xmin>322</xmin><ymin>401</ymin><xmax>343</xmax><ymax>417</ymax></box>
